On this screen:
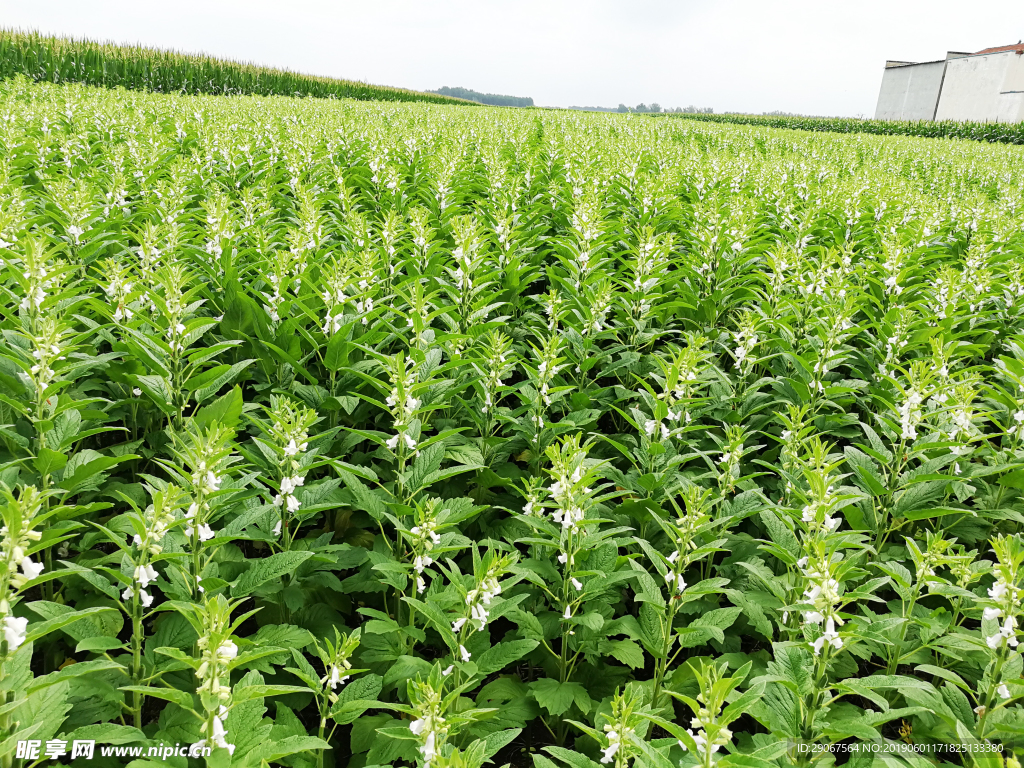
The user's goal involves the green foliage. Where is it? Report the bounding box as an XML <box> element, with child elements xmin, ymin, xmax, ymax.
<box><xmin>0</xmin><ymin>75</ymin><xmax>1024</xmax><ymax>767</ymax></box>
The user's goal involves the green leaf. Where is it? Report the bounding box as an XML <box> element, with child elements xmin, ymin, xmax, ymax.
<box><xmin>857</xmin><ymin>674</ymin><xmax>937</xmax><ymax>692</ymax></box>
<box><xmin>33</xmin><ymin>448</ymin><xmax>68</xmax><ymax>477</ymax></box>
<box><xmin>475</xmin><ymin>640</ymin><xmax>539</xmax><ymax>675</ymax></box>
<box><xmin>12</xmin><ymin>681</ymin><xmax>70</xmax><ymax>744</ymax></box>
<box><xmin>191</xmin><ymin>359</ymin><xmax>254</xmax><ymax>402</ymax></box>
<box><xmin>575</xmin><ymin>612</ymin><xmax>604</xmax><ymax>631</ymax></box>
<box><xmin>998</xmin><ymin>470</ymin><xmax>1024</xmax><ymax>489</ymax></box>
<box><xmin>232</xmin><ymin>551</ymin><xmax>314</xmax><ymax>596</ymax></box>
<box><xmin>605</xmin><ymin>639</ymin><xmax>645</xmax><ymax>669</ymax></box>
<box><xmin>331</xmin><ymin>674</ymin><xmax>384</xmax><ymax>725</ymax></box>
<box><xmin>191</xmin><ymin>384</ymin><xmax>244</xmax><ymax>430</ymax></box>
<box><xmin>325</xmin><ymin>328</ymin><xmax>352</xmax><ymax>372</ymax></box>
<box><xmin>29</xmin><ymin>659</ymin><xmax>123</xmax><ymax>692</ymax></box>
<box><xmin>228</xmin><ymin>670</ymin><xmax>273</xmax><ymax>758</ymax></box>
<box><xmin>510</xmin><ymin>609</ymin><xmax>546</xmax><ymax>642</ymax></box>
<box><xmin>232</xmin><ymin>684</ymin><xmax>311</xmax><ymax>702</ymax></box>
<box><xmin>481</xmin><ymin>728</ymin><xmax>522</xmax><ymax>759</ymax></box>
<box><xmin>62</xmin><ymin>723</ymin><xmax>146</xmax><ymax>745</ymax></box>
<box><xmin>638</xmin><ymin>602</ymin><xmax>666</xmax><ymax>655</ymax></box>
<box><xmin>530</xmin><ymin>679</ymin><xmax>591</xmax><ymax>716</ymax></box>
<box><xmin>75</xmin><ymin>636</ymin><xmax>125</xmax><ymax>653</ymax></box>
<box><xmin>339</xmin><ymin>473</ymin><xmax>389</xmax><ymax>520</ymax></box>
<box><xmin>252</xmin><ymin>623</ymin><xmax>314</xmax><ymax>649</ymax></box>
<box><xmin>58</xmin><ymin>454</ymin><xmax>137</xmax><ymax>493</ymax></box>
<box><xmin>407</xmin><ymin>441</ymin><xmax>444</xmax><ymax>492</ymax></box>
<box><xmin>256</xmin><ymin>735</ymin><xmax>331</xmax><ymax>762</ymax></box>
<box><xmin>759</xmin><ymin>509</ymin><xmax>799</xmax><ymax>556</ymax></box>
<box><xmin>133</xmin><ymin>374</ymin><xmax>176</xmax><ymax>415</ymax></box>
<box><xmin>24</xmin><ymin>603</ymin><xmax>121</xmax><ymax>644</ymax></box>
<box><xmin>119</xmin><ymin>685</ymin><xmax>193</xmax><ymax>709</ymax></box>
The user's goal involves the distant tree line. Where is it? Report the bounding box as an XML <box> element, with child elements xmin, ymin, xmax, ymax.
<box><xmin>616</xmin><ymin>103</ymin><xmax>714</xmax><ymax>114</ymax></box>
<box><xmin>431</xmin><ymin>86</ymin><xmax>534</xmax><ymax>108</ymax></box>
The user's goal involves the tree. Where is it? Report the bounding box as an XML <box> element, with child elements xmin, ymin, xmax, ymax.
<box><xmin>617</xmin><ymin>103</ymin><xmax>628</xmax><ymax>113</ymax></box>
<box><xmin>635</xmin><ymin>103</ymin><xmax>648</xmax><ymax>113</ymax></box>
<box><xmin>431</xmin><ymin>86</ymin><xmax>533</xmax><ymax>108</ymax></box>
<box><xmin>649</xmin><ymin>103</ymin><xmax>661</xmax><ymax>113</ymax></box>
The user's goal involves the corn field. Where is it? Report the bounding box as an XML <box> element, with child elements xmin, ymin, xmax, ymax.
<box><xmin>672</xmin><ymin>112</ymin><xmax>1024</xmax><ymax>146</ymax></box>
<box><xmin>3</xmin><ymin>73</ymin><xmax>1024</xmax><ymax>768</ymax></box>
<box><xmin>0</xmin><ymin>30</ymin><xmax>473</xmax><ymax>106</ymax></box>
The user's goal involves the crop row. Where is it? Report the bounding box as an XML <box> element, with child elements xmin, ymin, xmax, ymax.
<box><xmin>0</xmin><ymin>29</ymin><xmax>474</xmax><ymax>106</ymax></box>
<box><xmin>671</xmin><ymin>111</ymin><xmax>1024</xmax><ymax>146</ymax></box>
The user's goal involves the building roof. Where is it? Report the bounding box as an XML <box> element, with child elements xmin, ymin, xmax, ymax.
<box><xmin>975</xmin><ymin>43</ymin><xmax>1024</xmax><ymax>55</ymax></box>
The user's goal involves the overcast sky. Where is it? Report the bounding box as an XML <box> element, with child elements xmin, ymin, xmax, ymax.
<box><xmin>2</xmin><ymin>0</ymin><xmax>1022</xmax><ymax>116</ymax></box>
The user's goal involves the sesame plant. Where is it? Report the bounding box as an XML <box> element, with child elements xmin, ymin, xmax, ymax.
<box><xmin>2</xmin><ymin>73</ymin><xmax>1024</xmax><ymax>768</ymax></box>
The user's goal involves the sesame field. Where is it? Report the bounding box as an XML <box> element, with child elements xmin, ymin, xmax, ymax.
<box><xmin>3</xmin><ymin>75</ymin><xmax>1024</xmax><ymax>767</ymax></box>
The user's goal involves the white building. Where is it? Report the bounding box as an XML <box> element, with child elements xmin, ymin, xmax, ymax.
<box><xmin>874</xmin><ymin>43</ymin><xmax>1024</xmax><ymax>122</ymax></box>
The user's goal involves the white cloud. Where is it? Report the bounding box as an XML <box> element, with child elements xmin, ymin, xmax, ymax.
<box><xmin>1</xmin><ymin>0</ymin><xmax>1020</xmax><ymax>115</ymax></box>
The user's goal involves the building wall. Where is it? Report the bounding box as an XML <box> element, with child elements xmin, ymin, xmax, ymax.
<box><xmin>934</xmin><ymin>51</ymin><xmax>1024</xmax><ymax>123</ymax></box>
<box><xmin>874</xmin><ymin>61</ymin><xmax>946</xmax><ymax>121</ymax></box>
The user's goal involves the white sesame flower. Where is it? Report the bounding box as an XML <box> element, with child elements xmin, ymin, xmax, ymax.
<box><xmin>216</xmin><ymin>640</ymin><xmax>238</xmax><ymax>660</ymax></box>
<box><xmin>2</xmin><ymin>616</ymin><xmax>28</xmax><ymax>651</ymax></box>
<box><xmin>134</xmin><ymin>563</ymin><xmax>159</xmax><ymax>587</ymax></box>
<box><xmin>600</xmin><ymin>741</ymin><xmax>619</xmax><ymax>764</ymax></box>
<box><xmin>812</xmin><ymin>617</ymin><xmax>842</xmax><ymax>655</ymax></box>
<box><xmin>329</xmin><ymin>664</ymin><xmax>350</xmax><ymax>689</ymax></box>
<box><xmin>19</xmin><ymin>556</ymin><xmax>43</xmax><ymax>580</ymax></box>
<box><xmin>280</xmin><ymin>475</ymin><xmax>304</xmax><ymax>494</ymax></box>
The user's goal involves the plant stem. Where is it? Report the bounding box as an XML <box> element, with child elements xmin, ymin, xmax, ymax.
<box><xmin>887</xmin><ymin>578</ymin><xmax>923</xmax><ymax>675</ymax></box>
<box><xmin>131</xmin><ymin>591</ymin><xmax>143</xmax><ymax>729</ymax></box>
<box><xmin>651</xmin><ymin>596</ymin><xmax>679</xmax><ymax>708</ymax></box>
<box><xmin>977</xmin><ymin>645</ymin><xmax>1009</xmax><ymax>739</ymax></box>
<box><xmin>796</xmin><ymin>644</ymin><xmax>832</xmax><ymax>767</ymax></box>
